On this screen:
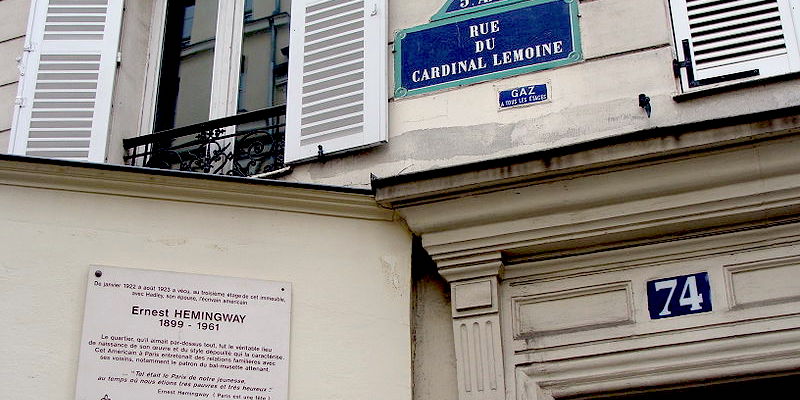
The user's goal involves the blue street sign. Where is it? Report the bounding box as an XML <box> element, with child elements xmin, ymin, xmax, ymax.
<box><xmin>447</xmin><ymin>0</ymin><xmax>510</xmax><ymax>12</ymax></box>
<box><xmin>647</xmin><ymin>272</ymin><xmax>713</xmax><ymax>320</ymax></box>
<box><xmin>432</xmin><ymin>0</ymin><xmax>528</xmax><ymax>21</ymax></box>
<box><xmin>499</xmin><ymin>84</ymin><xmax>549</xmax><ymax>108</ymax></box>
<box><xmin>395</xmin><ymin>0</ymin><xmax>581</xmax><ymax>97</ymax></box>
<box><xmin>446</xmin><ymin>0</ymin><xmax>514</xmax><ymax>13</ymax></box>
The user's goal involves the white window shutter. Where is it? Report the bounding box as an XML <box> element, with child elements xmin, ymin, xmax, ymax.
<box><xmin>670</xmin><ymin>0</ymin><xmax>800</xmax><ymax>91</ymax></box>
<box><xmin>9</xmin><ymin>0</ymin><xmax>124</xmax><ymax>162</ymax></box>
<box><xmin>285</xmin><ymin>0</ymin><xmax>388</xmax><ymax>163</ymax></box>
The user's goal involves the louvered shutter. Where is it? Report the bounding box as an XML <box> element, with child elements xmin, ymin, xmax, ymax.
<box><xmin>670</xmin><ymin>0</ymin><xmax>800</xmax><ymax>91</ymax></box>
<box><xmin>9</xmin><ymin>0</ymin><xmax>123</xmax><ymax>162</ymax></box>
<box><xmin>285</xmin><ymin>0</ymin><xmax>388</xmax><ymax>163</ymax></box>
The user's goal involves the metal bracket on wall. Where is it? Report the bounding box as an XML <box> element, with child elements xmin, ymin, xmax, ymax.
<box><xmin>639</xmin><ymin>94</ymin><xmax>651</xmax><ymax>118</ymax></box>
<box><xmin>674</xmin><ymin>39</ymin><xmax>760</xmax><ymax>88</ymax></box>
<box><xmin>673</xmin><ymin>39</ymin><xmax>697</xmax><ymax>85</ymax></box>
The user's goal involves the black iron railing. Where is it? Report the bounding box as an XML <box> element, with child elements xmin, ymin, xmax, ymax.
<box><xmin>123</xmin><ymin>105</ymin><xmax>286</xmax><ymax>177</ymax></box>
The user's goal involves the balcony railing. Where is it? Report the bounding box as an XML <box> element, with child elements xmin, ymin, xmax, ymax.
<box><xmin>123</xmin><ymin>105</ymin><xmax>286</xmax><ymax>177</ymax></box>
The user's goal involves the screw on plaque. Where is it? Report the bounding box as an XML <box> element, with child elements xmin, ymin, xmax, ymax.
<box><xmin>95</xmin><ymin>270</ymin><xmax>103</xmax><ymax>278</ymax></box>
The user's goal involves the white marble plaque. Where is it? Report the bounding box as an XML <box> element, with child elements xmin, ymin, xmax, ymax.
<box><xmin>75</xmin><ymin>266</ymin><xmax>291</xmax><ymax>400</ymax></box>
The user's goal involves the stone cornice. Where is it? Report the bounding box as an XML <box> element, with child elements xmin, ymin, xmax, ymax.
<box><xmin>373</xmin><ymin>106</ymin><xmax>800</xmax><ymax>208</ymax></box>
<box><xmin>438</xmin><ymin>257</ymin><xmax>503</xmax><ymax>282</ymax></box>
<box><xmin>0</xmin><ymin>155</ymin><xmax>395</xmax><ymax>221</ymax></box>
<box><xmin>374</xmin><ymin>115</ymin><xmax>800</xmax><ymax>272</ymax></box>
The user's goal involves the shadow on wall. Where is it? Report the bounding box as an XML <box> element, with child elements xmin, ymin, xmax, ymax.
<box><xmin>412</xmin><ymin>237</ymin><xmax>458</xmax><ymax>400</ymax></box>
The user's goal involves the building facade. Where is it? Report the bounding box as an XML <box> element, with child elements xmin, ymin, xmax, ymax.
<box><xmin>2</xmin><ymin>0</ymin><xmax>800</xmax><ymax>399</ymax></box>
<box><xmin>0</xmin><ymin>155</ymin><xmax>413</xmax><ymax>400</ymax></box>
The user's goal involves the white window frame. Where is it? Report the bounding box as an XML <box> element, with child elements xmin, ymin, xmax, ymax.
<box><xmin>138</xmin><ymin>0</ymin><xmax>247</xmax><ymax>137</ymax></box>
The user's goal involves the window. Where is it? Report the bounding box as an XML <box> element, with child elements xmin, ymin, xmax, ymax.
<box><xmin>670</xmin><ymin>0</ymin><xmax>800</xmax><ymax>91</ymax></box>
<box><xmin>11</xmin><ymin>0</ymin><xmax>389</xmax><ymax>168</ymax></box>
<box><xmin>245</xmin><ymin>0</ymin><xmax>254</xmax><ymax>22</ymax></box>
<box><xmin>151</xmin><ymin>0</ymin><xmax>289</xmax><ymax>131</ymax></box>
<box><xmin>181</xmin><ymin>3</ymin><xmax>195</xmax><ymax>47</ymax></box>
<box><xmin>143</xmin><ymin>0</ymin><xmax>389</xmax><ymax>172</ymax></box>
<box><xmin>145</xmin><ymin>0</ymin><xmax>291</xmax><ymax>174</ymax></box>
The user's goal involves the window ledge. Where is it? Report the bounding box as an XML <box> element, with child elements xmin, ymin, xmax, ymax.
<box><xmin>674</xmin><ymin>71</ymin><xmax>800</xmax><ymax>103</ymax></box>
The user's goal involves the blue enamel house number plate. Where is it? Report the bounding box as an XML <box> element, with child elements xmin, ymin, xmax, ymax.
<box><xmin>394</xmin><ymin>0</ymin><xmax>581</xmax><ymax>98</ymax></box>
<box><xmin>647</xmin><ymin>272</ymin><xmax>712</xmax><ymax>320</ymax></box>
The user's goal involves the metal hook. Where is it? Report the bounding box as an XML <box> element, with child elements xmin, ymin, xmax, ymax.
<box><xmin>639</xmin><ymin>94</ymin><xmax>652</xmax><ymax>118</ymax></box>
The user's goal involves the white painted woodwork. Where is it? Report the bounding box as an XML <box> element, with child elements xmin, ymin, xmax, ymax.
<box><xmin>10</xmin><ymin>0</ymin><xmax>123</xmax><ymax>162</ymax></box>
<box><xmin>511</xmin><ymin>282</ymin><xmax>634</xmax><ymax>338</ymax></box>
<box><xmin>504</xmin><ymin>234</ymin><xmax>800</xmax><ymax>399</ymax></box>
<box><xmin>670</xmin><ymin>0</ymin><xmax>800</xmax><ymax>90</ymax></box>
<box><xmin>724</xmin><ymin>255</ymin><xmax>800</xmax><ymax>309</ymax></box>
<box><xmin>286</xmin><ymin>0</ymin><xmax>388</xmax><ymax>163</ymax></box>
<box><xmin>210</xmin><ymin>0</ymin><xmax>246</xmax><ymax>120</ymax></box>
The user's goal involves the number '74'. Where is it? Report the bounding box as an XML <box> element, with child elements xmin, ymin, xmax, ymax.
<box><xmin>647</xmin><ymin>272</ymin><xmax>712</xmax><ymax>319</ymax></box>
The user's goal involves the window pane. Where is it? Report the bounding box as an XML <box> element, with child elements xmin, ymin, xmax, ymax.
<box><xmin>233</xmin><ymin>0</ymin><xmax>290</xmax><ymax>175</ymax></box>
<box><xmin>154</xmin><ymin>0</ymin><xmax>218</xmax><ymax>131</ymax></box>
<box><xmin>237</xmin><ymin>0</ymin><xmax>290</xmax><ymax>113</ymax></box>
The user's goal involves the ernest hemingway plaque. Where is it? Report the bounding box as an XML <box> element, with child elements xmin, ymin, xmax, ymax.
<box><xmin>74</xmin><ymin>267</ymin><xmax>291</xmax><ymax>400</ymax></box>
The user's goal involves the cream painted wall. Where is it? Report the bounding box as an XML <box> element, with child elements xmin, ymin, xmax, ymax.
<box><xmin>0</xmin><ymin>38</ymin><xmax>24</xmax><ymax>88</ymax></box>
<box><xmin>0</xmin><ymin>0</ymin><xmax>31</xmax><ymax>41</ymax></box>
<box><xmin>411</xmin><ymin>242</ymin><xmax>458</xmax><ymax>400</ymax></box>
<box><xmin>0</xmin><ymin>158</ymin><xmax>413</xmax><ymax>400</ymax></box>
<box><xmin>0</xmin><ymin>0</ymin><xmax>30</xmax><ymax>153</ymax></box>
<box><xmin>0</xmin><ymin>81</ymin><xmax>15</xmax><ymax>150</ymax></box>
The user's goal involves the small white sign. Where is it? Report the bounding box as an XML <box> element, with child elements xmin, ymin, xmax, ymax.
<box><xmin>75</xmin><ymin>267</ymin><xmax>291</xmax><ymax>400</ymax></box>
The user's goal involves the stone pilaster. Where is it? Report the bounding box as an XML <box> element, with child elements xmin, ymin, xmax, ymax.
<box><xmin>441</xmin><ymin>259</ymin><xmax>506</xmax><ymax>400</ymax></box>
